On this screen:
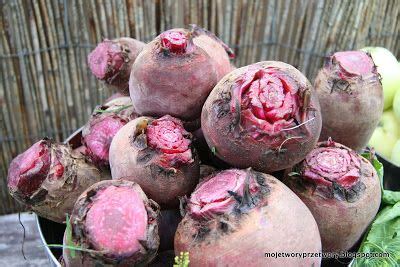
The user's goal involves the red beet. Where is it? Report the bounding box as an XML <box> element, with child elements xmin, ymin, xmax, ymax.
<box><xmin>82</xmin><ymin>96</ymin><xmax>136</xmax><ymax>167</ymax></box>
<box><xmin>175</xmin><ymin>169</ymin><xmax>322</xmax><ymax>266</ymax></box>
<box><xmin>283</xmin><ymin>139</ymin><xmax>381</xmax><ymax>251</ymax></box>
<box><xmin>63</xmin><ymin>180</ymin><xmax>159</xmax><ymax>266</ymax></box>
<box><xmin>201</xmin><ymin>61</ymin><xmax>322</xmax><ymax>173</ymax></box>
<box><xmin>7</xmin><ymin>139</ymin><xmax>108</xmax><ymax>223</ymax></box>
<box><xmin>314</xmin><ymin>51</ymin><xmax>383</xmax><ymax>151</ymax></box>
<box><xmin>129</xmin><ymin>26</ymin><xmax>234</xmax><ymax>121</ymax></box>
<box><xmin>109</xmin><ymin>115</ymin><xmax>200</xmax><ymax>207</ymax></box>
<box><xmin>88</xmin><ymin>38</ymin><xmax>145</xmax><ymax>94</ymax></box>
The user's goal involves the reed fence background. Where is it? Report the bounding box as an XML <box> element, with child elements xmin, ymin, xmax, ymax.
<box><xmin>1</xmin><ymin>0</ymin><xmax>399</xmax><ymax>214</ymax></box>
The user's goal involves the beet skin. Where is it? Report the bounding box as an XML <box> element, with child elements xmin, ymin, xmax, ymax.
<box><xmin>109</xmin><ymin>115</ymin><xmax>200</xmax><ymax>207</ymax></box>
<box><xmin>88</xmin><ymin>38</ymin><xmax>145</xmax><ymax>94</ymax></box>
<box><xmin>283</xmin><ymin>139</ymin><xmax>381</xmax><ymax>251</ymax></box>
<box><xmin>129</xmin><ymin>26</ymin><xmax>234</xmax><ymax>121</ymax></box>
<box><xmin>63</xmin><ymin>179</ymin><xmax>159</xmax><ymax>266</ymax></box>
<box><xmin>175</xmin><ymin>169</ymin><xmax>322</xmax><ymax>266</ymax></box>
<box><xmin>201</xmin><ymin>61</ymin><xmax>322</xmax><ymax>173</ymax></box>
<box><xmin>314</xmin><ymin>51</ymin><xmax>383</xmax><ymax>151</ymax></box>
<box><xmin>7</xmin><ymin>139</ymin><xmax>108</xmax><ymax>223</ymax></box>
<box><xmin>82</xmin><ymin>96</ymin><xmax>136</xmax><ymax>167</ymax></box>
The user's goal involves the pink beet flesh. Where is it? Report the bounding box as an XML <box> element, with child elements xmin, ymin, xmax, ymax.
<box><xmin>84</xmin><ymin>116</ymin><xmax>127</xmax><ymax>164</ymax></box>
<box><xmin>160</xmin><ymin>30</ymin><xmax>188</xmax><ymax>54</ymax></box>
<box><xmin>232</xmin><ymin>68</ymin><xmax>299</xmax><ymax>139</ymax></box>
<box><xmin>188</xmin><ymin>170</ymin><xmax>259</xmax><ymax>218</ymax></box>
<box><xmin>88</xmin><ymin>40</ymin><xmax>125</xmax><ymax>80</ymax></box>
<box><xmin>146</xmin><ymin>116</ymin><xmax>192</xmax><ymax>166</ymax></box>
<box><xmin>333</xmin><ymin>51</ymin><xmax>374</xmax><ymax>77</ymax></box>
<box><xmin>85</xmin><ymin>185</ymin><xmax>147</xmax><ymax>256</ymax></box>
<box><xmin>303</xmin><ymin>140</ymin><xmax>361</xmax><ymax>188</ymax></box>
<box><xmin>7</xmin><ymin>140</ymin><xmax>51</xmax><ymax>198</ymax></box>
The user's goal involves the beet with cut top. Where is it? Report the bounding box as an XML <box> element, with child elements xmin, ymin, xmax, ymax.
<box><xmin>88</xmin><ymin>38</ymin><xmax>145</xmax><ymax>94</ymax></box>
<box><xmin>109</xmin><ymin>115</ymin><xmax>200</xmax><ymax>208</ymax></box>
<box><xmin>129</xmin><ymin>25</ymin><xmax>234</xmax><ymax>121</ymax></box>
<box><xmin>7</xmin><ymin>139</ymin><xmax>108</xmax><ymax>223</ymax></box>
<box><xmin>283</xmin><ymin>139</ymin><xmax>381</xmax><ymax>251</ymax></box>
<box><xmin>201</xmin><ymin>61</ymin><xmax>322</xmax><ymax>173</ymax></box>
<box><xmin>314</xmin><ymin>51</ymin><xmax>383</xmax><ymax>151</ymax></box>
<box><xmin>82</xmin><ymin>96</ymin><xmax>136</xmax><ymax>167</ymax></box>
<box><xmin>175</xmin><ymin>168</ymin><xmax>322</xmax><ymax>266</ymax></box>
<box><xmin>63</xmin><ymin>179</ymin><xmax>159</xmax><ymax>266</ymax></box>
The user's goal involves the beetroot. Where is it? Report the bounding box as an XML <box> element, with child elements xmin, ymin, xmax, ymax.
<box><xmin>7</xmin><ymin>139</ymin><xmax>108</xmax><ymax>223</ymax></box>
<box><xmin>109</xmin><ymin>115</ymin><xmax>200</xmax><ymax>207</ymax></box>
<box><xmin>283</xmin><ymin>139</ymin><xmax>381</xmax><ymax>251</ymax></box>
<box><xmin>88</xmin><ymin>38</ymin><xmax>145</xmax><ymax>94</ymax></box>
<box><xmin>201</xmin><ymin>61</ymin><xmax>322</xmax><ymax>173</ymax></box>
<box><xmin>129</xmin><ymin>26</ymin><xmax>234</xmax><ymax>121</ymax></box>
<box><xmin>314</xmin><ymin>51</ymin><xmax>383</xmax><ymax>151</ymax></box>
<box><xmin>63</xmin><ymin>179</ymin><xmax>159</xmax><ymax>266</ymax></box>
<box><xmin>82</xmin><ymin>96</ymin><xmax>136</xmax><ymax>167</ymax></box>
<box><xmin>175</xmin><ymin>169</ymin><xmax>322</xmax><ymax>266</ymax></box>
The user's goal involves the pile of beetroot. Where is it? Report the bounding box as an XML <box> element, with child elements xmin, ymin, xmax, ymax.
<box><xmin>7</xmin><ymin>25</ymin><xmax>384</xmax><ymax>266</ymax></box>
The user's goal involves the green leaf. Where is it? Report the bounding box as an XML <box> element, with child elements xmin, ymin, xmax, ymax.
<box><xmin>352</xmin><ymin>202</ymin><xmax>400</xmax><ymax>266</ymax></box>
<box><xmin>94</xmin><ymin>104</ymin><xmax>132</xmax><ymax>114</ymax></box>
<box><xmin>288</xmin><ymin>172</ymin><xmax>300</xmax><ymax>177</ymax></box>
<box><xmin>211</xmin><ymin>147</ymin><xmax>216</xmax><ymax>155</ymax></box>
<box><xmin>65</xmin><ymin>214</ymin><xmax>76</xmax><ymax>259</ymax></box>
<box><xmin>383</xmin><ymin>191</ymin><xmax>400</xmax><ymax>206</ymax></box>
<box><xmin>174</xmin><ymin>251</ymin><xmax>190</xmax><ymax>267</ymax></box>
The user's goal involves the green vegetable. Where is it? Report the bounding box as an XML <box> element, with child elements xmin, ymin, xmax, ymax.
<box><xmin>65</xmin><ymin>214</ymin><xmax>76</xmax><ymax>259</ymax></box>
<box><xmin>352</xmin><ymin>153</ymin><xmax>400</xmax><ymax>266</ymax></box>
<box><xmin>360</xmin><ymin>47</ymin><xmax>400</xmax><ymax>110</ymax></box>
<box><xmin>174</xmin><ymin>251</ymin><xmax>190</xmax><ymax>267</ymax></box>
<box><xmin>351</xmin><ymin>203</ymin><xmax>400</xmax><ymax>266</ymax></box>
<box><xmin>44</xmin><ymin>215</ymin><xmax>104</xmax><ymax>257</ymax></box>
<box><xmin>94</xmin><ymin>104</ymin><xmax>132</xmax><ymax>114</ymax></box>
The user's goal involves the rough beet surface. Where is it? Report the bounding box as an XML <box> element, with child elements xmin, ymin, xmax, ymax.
<box><xmin>314</xmin><ymin>51</ymin><xmax>383</xmax><ymax>151</ymax></box>
<box><xmin>283</xmin><ymin>139</ymin><xmax>381</xmax><ymax>252</ymax></box>
<box><xmin>82</xmin><ymin>97</ymin><xmax>136</xmax><ymax>167</ymax></box>
<box><xmin>7</xmin><ymin>139</ymin><xmax>107</xmax><ymax>223</ymax></box>
<box><xmin>175</xmin><ymin>169</ymin><xmax>322</xmax><ymax>266</ymax></box>
<box><xmin>88</xmin><ymin>38</ymin><xmax>145</xmax><ymax>93</ymax></box>
<box><xmin>201</xmin><ymin>61</ymin><xmax>322</xmax><ymax>173</ymax></box>
<box><xmin>109</xmin><ymin>115</ymin><xmax>200</xmax><ymax>208</ymax></box>
<box><xmin>129</xmin><ymin>26</ymin><xmax>234</xmax><ymax>121</ymax></box>
<box><xmin>63</xmin><ymin>180</ymin><xmax>159</xmax><ymax>266</ymax></box>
